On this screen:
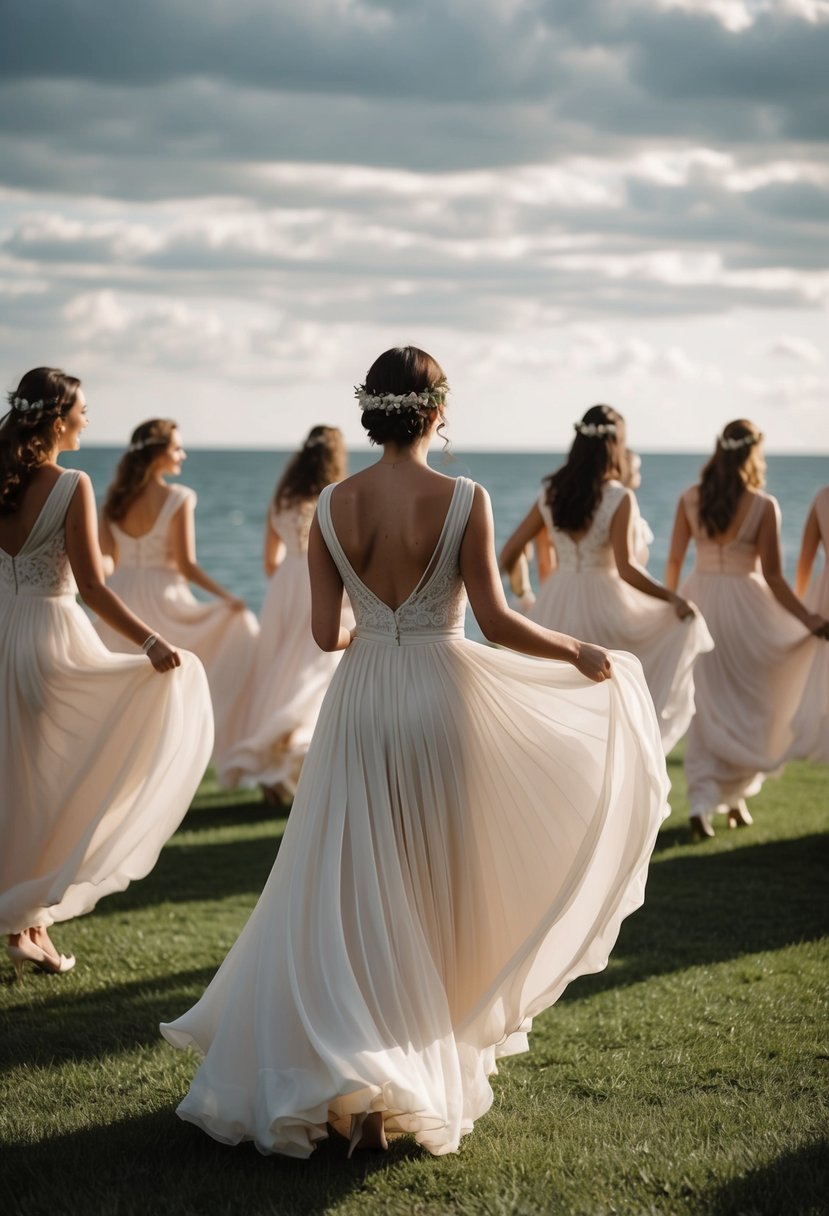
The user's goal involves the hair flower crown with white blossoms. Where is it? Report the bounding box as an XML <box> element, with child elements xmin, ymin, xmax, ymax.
<box><xmin>8</xmin><ymin>394</ymin><xmax>60</xmax><ymax>415</ymax></box>
<box><xmin>574</xmin><ymin>420</ymin><xmax>617</xmax><ymax>438</ymax></box>
<box><xmin>355</xmin><ymin>381</ymin><xmax>450</xmax><ymax>414</ymax></box>
<box><xmin>718</xmin><ymin>433</ymin><xmax>761</xmax><ymax>452</ymax></box>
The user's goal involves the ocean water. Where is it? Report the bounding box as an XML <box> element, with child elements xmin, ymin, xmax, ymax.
<box><xmin>65</xmin><ymin>448</ymin><xmax>827</xmax><ymax>643</ymax></box>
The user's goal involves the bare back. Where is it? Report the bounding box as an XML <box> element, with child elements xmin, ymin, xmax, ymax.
<box><xmin>0</xmin><ymin>464</ymin><xmax>64</xmax><ymax>557</ymax></box>
<box><xmin>111</xmin><ymin>481</ymin><xmax>177</xmax><ymax>539</ymax></box>
<box><xmin>684</xmin><ymin>485</ymin><xmax>759</xmax><ymax>545</ymax></box>
<box><xmin>328</xmin><ymin>465</ymin><xmax>458</xmax><ymax>611</ymax></box>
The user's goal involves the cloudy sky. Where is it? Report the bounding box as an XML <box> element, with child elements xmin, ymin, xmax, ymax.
<box><xmin>2</xmin><ymin>0</ymin><xmax>828</xmax><ymax>451</ymax></box>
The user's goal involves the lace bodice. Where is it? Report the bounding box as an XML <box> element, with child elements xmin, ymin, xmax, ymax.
<box><xmin>317</xmin><ymin>477</ymin><xmax>475</xmax><ymax>645</ymax></box>
<box><xmin>538</xmin><ymin>481</ymin><xmax>628</xmax><ymax>572</ymax></box>
<box><xmin>0</xmin><ymin>471</ymin><xmax>81</xmax><ymax>598</ymax></box>
<box><xmin>271</xmin><ymin>499</ymin><xmax>317</xmax><ymax>557</ymax></box>
<box><xmin>684</xmin><ymin>488</ymin><xmax>769</xmax><ymax>576</ymax></box>
<box><xmin>108</xmin><ymin>485</ymin><xmax>194</xmax><ymax>570</ymax></box>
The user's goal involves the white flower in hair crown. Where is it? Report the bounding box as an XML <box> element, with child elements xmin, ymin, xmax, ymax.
<box><xmin>355</xmin><ymin>383</ymin><xmax>449</xmax><ymax>414</ymax></box>
<box><xmin>718</xmin><ymin>433</ymin><xmax>759</xmax><ymax>451</ymax></box>
<box><xmin>574</xmin><ymin>420</ymin><xmax>617</xmax><ymax>438</ymax></box>
<box><xmin>11</xmin><ymin>395</ymin><xmax>55</xmax><ymax>414</ymax></box>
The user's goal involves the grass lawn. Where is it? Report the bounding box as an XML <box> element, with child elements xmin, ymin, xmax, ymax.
<box><xmin>1</xmin><ymin>747</ymin><xmax>827</xmax><ymax>1216</ymax></box>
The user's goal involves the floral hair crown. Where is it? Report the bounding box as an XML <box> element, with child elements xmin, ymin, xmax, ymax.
<box><xmin>574</xmin><ymin>419</ymin><xmax>617</xmax><ymax>438</ymax></box>
<box><xmin>718</xmin><ymin>433</ymin><xmax>761</xmax><ymax>452</ymax></box>
<box><xmin>127</xmin><ymin>437</ymin><xmax>168</xmax><ymax>453</ymax></box>
<box><xmin>8</xmin><ymin>394</ymin><xmax>62</xmax><ymax>415</ymax></box>
<box><xmin>355</xmin><ymin>382</ymin><xmax>449</xmax><ymax>415</ymax></box>
<box><xmin>304</xmin><ymin>434</ymin><xmax>326</xmax><ymax>448</ymax></box>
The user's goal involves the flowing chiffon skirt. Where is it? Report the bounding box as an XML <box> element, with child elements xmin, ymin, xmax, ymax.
<box><xmin>681</xmin><ymin>569</ymin><xmax>818</xmax><ymax>813</ymax></box>
<box><xmin>787</xmin><ymin>562</ymin><xmax>829</xmax><ymax>762</ymax></box>
<box><xmin>95</xmin><ymin>566</ymin><xmax>258</xmax><ymax>779</ymax></box>
<box><xmin>0</xmin><ymin>595</ymin><xmax>213</xmax><ymax>933</ymax></box>
<box><xmin>161</xmin><ymin>637</ymin><xmax>669</xmax><ymax>1157</ymax></box>
<box><xmin>530</xmin><ymin>568</ymin><xmax>713</xmax><ymax>753</ymax></box>
<box><xmin>219</xmin><ymin>555</ymin><xmax>352</xmax><ymax>792</ymax></box>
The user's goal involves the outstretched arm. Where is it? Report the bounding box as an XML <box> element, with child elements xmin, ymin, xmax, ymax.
<box><xmin>308</xmin><ymin>515</ymin><xmax>350</xmax><ymax>651</ymax></box>
<box><xmin>169</xmin><ymin>495</ymin><xmax>246</xmax><ymax>609</ymax></box>
<box><xmin>65</xmin><ymin>475</ymin><xmax>180</xmax><ymax>672</ymax></box>
<box><xmin>499</xmin><ymin>502</ymin><xmax>545</xmax><ymax>579</ymax></box>
<box><xmin>610</xmin><ymin>491</ymin><xmax>695</xmax><ymax>619</ymax></box>
<box><xmin>758</xmin><ymin>498</ymin><xmax>827</xmax><ymax>635</ymax></box>
<box><xmin>794</xmin><ymin>503</ymin><xmax>821</xmax><ymax>599</ymax></box>
<box><xmin>535</xmin><ymin>527</ymin><xmax>556</xmax><ymax>582</ymax></box>
<box><xmin>463</xmin><ymin>486</ymin><xmax>611</xmax><ymax>681</ymax></box>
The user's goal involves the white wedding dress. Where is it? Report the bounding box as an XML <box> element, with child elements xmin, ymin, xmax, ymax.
<box><xmin>530</xmin><ymin>481</ymin><xmax>713</xmax><ymax>754</ymax></box>
<box><xmin>161</xmin><ymin>476</ymin><xmax>669</xmax><ymax>1158</ymax></box>
<box><xmin>220</xmin><ymin>499</ymin><xmax>354</xmax><ymax>792</ymax></box>
<box><xmin>788</xmin><ymin>486</ymin><xmax>829</xmax><ymax>761</ymax></box>
<box><xmin>0</xmin><ymin>470</ymin><xmax>213</xmax><ymax>934</ymax></box>
<box><xmin>94</xmin><ymin>485</ymin><xmax>259</xmax><ymax>778</ymax></box>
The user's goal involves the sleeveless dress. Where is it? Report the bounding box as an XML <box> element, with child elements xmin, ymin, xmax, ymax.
<box><xmin>680</xmin><ymin>489</ymin><xmax>819</xmax><ymax>815</ymax></box>
<box><xmin>787</xmin><ymin>485</ymin><xmax>829</xmax><ymax>763</ymax></box>
<box><xmin>94</xmin><ymin>484</ymin><xmax>259</xmax><ymax>778</ymax></box>
<box><xmin>0</xmin><ymin>471</ymin><xmax>213</xmax><ymax>934</ymax></box>
<box><xmin>219</xmin><ymin>499</ymin><xmax>354</xmax><ymax>792</ymax></box>
<box><xmin>530</xmin><ymin>481</ymin><xmax>713</xmax><ymax>754</ymax></box>
<box><xmin>161</xmin><ymin>476</ymin><xmax>670</xmax><ymax>1158</ymax></box>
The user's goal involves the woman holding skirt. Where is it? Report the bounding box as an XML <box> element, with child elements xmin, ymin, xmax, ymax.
<box><xmin>161</xmin><ymin>347</ymin><xmax>670</xmax><ymax>1159</ymax></box>
<box><xmin>665</xmin><ymin>422</ymin><xmax>827</xmax><ymax>838</ymax></box>
<box><xmin>0</xmin><ymin>368</ymin><xmax>212</xmax><ymax>977</ymax></box>
<box><xmin>96</xmin><ymin>419</ymin><xmax>258</xmax><ymax>779</ymax></box>
<box><xmin>787</xmin><ymin>485</ymin><xmax>829</xmax><ymax>762</ymax></box>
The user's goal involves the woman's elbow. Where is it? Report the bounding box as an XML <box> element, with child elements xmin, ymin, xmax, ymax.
<box><xmin>311</xmin><ymin>623</ymin><xmax>339</xmax><ymax>652</ymax></box>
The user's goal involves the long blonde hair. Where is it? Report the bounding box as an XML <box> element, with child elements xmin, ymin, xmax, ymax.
<box><xmin>698</xmin><ymin>418</ymin><xmax>765</xmax><ymax>536</ymax></box>
<box><xmin>104</xmin><ymin>418</ymin><xmax>178</xmax><ymax>522</ymax></box>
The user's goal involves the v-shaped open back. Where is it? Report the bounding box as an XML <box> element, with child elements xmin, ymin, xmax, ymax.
<box><xmin>317</xmin><ymin>476</ymin><xmax>475</xmax><ymax>644</ymax></box>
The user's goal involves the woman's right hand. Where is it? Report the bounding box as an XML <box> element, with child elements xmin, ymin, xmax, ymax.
<box><xmin>574</xmin><ymin>641</ymin><xmax>613</xmax><ymax>683</ymax></box>
<box><xmin>804</xmin><ymin>612</ymin><xmax>829</xmax><ymax>639</ymax></box>
<box><xmin>671</xmin><ymin>594</ymin><xmax>696</xmax><ymax>621</ymax></box>
<box><xmin>146</xmin><ymin>636</ymin><xmax>182</xmax><ymax>672</ymax></box>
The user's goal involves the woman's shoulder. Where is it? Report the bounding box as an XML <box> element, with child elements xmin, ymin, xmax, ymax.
<box><xmin>167</xmin><ymin>483</ymin><xmax>196</xmax><ymax>507</ymax></box>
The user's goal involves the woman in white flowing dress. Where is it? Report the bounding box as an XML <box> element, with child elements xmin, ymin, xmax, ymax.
<box><xmin>161</xmin><ymin>346</ymin><xmax>670</xmax><ymax>1159</ymax></box>
<box><xmin>0</xmin><ymin>368</ymin><xmax>213</xmax><ymax>978</ymax></box>
<box><xmin>665</xmin><ymin>422</ymin><xmax>828</xmax><ymax>839</ymax></box>
<box><xmin>96</xmin><ymin>419</ymin><xmax>258</xmax><ymax>779</ymax></box>
<box><xmin>220</xmin><ymin>426</ymin><xmax>352</xmax><ymax>798</ymax></box>
<box><xmin>788</xmin><ymin>486</ymin><xmax>829</xmax><ymax>761</ymax></box>
<box><xmin>500</xmin><ymin>405</ymin><xmax>713</xmax><ymax>755</ymax></box>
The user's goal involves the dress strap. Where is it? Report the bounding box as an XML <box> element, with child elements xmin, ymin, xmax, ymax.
<box><xmin>27</xmin><ymin>470</ymin><xmax>82</xmax><ymax>551</ymax></box>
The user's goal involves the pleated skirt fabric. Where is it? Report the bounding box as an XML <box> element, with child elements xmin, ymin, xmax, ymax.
<box><xmin>681</xmin><ymin>569</ymin><xmax>818</xmax><ymax>813</ymax></box>
<box><xmin>0</xmin><ymin>593</ymin><xmax>213</xmax><ymax>933</ymax></box>
<box><xmin>161</xmin><ymin>635</ymin><xmax>669</xmax><ymax>1158</ymax></box>
<box><xmin>530</xmin><ymin>568</ymin><xmax>713</xmax><ymax>754</ymax></box>
<box><xmin>94</xmin><ymin>566</ymin><xmax>258</xmax><ymax>780</ymax></box>
<box><xmin>219</xmin><ymin>555</ymin><xmax>351</xmax><ymax>792</ymax></box>
<box><xmin>787</xmin><ymin>563</ymin><xmax>829</xmax><ymax>762</ymax></box>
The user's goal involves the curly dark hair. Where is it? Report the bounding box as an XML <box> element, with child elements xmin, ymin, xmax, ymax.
<box><xmin>697</xmin><ymin>418</ymin><xmax>765</xmax><ymax>536</ymax></box>
<box><xmin>0</xmin><ymin>368</ymin><xmax>82</xmax><ymax>515</ymax></box>
<box><xmin>544</xmin><ymin>404</ymin><xmax>626</xmax><ymax>534</ymax></box>
<box><xmin>103</xmin><ymin>418</ymin><xmax>178</xmax><ymax>522</ymax></box>
<box><xmin>358</xmin><ymin>346</ymin><xmax>448</xmax><ymax>447</ymax></box>
<box><xmin>274</xmin><ymin>425</ymin><xmax>347</xmax><ymax>509</ymax></box>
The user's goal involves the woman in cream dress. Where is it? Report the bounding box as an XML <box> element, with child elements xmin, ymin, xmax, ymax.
<box><xmin>665</xmin><ymin>422</ymin><xmax>827</xmax><ymax>839</ymax></box>
<box><xmin>0</xmin><ymin>368</ymin><xmax>212</xmax><ymax>978</ymax></box>
<box><xmin>161</xmin><ymin>346</ymin><xmax>670</xmax><ymax>1159</ymax></box>
<box><xmin>220</xmin><ymin>426</ymin><xmax>353</xmax><ymax>797</ymax></box>
<box><xmin>96</xmin><ymin>419</ymin><xmax>258</xmax><ymax>778</ymax></box>
<box><xmin>787</xmin><ymin>485</ymin><xmax>829</xmax><ymax>762</ymax></box>
<box><xmin>500</xmin><ymin>405</ymin><xmax>713</xmax><ymax>755</ymax></box>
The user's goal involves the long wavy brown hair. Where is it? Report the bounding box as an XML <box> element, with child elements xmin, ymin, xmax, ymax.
<box><xmin>103</xmin><ymin>418</ymin><xmax>178</xmax><ymax>522</ymax></box>
<box><xmin>544</xmin><ymin>404</ymin><xmax>626</xmax><ymax>533</ymax></box>
<box><xmin>698</xmin><ymin>419</ymin><xmax>765</xmax><ymax>536</ymax></box>
<box><xmin>0</xmin><ymin>368</ymin><xmax>81</xmax><ymax>515</ymax></box>
<box><xmin>274</xmin><ymin>426</ymin><xmax>346</xmax><ymax>510</ymax></box>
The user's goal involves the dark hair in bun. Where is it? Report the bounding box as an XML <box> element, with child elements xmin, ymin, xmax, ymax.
<box><xmin>358</xmin><ymin>346</ymin><xmax>448</xmax><ymax>447</ymax></box>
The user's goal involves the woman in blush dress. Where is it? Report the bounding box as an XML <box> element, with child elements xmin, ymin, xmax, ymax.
<box><xmin>0</xmin><ymin>369</ymin><xmax>213</xmax><ymax>979</ymax></box>
<box><xmin>96</xmin><ymin>419</ymin><xmax>259</xmax><ymax>780</ymax></box>
<box><xmin>665</xmin><ymin>423</ymin><xmax>828</xmax><ymax>839</ymax></box>
<box><xmin>623</xmin><ymin>450</ymin><xmax>655</xmax><ymax>567</ymax></box>
<box><xmin>500</xmin><ymin>405</ymin><xmax>713</xmax><ymax>755</ymax></box>
<box><xmin>787</xmin><ymin>485</ymin><xmax>829</xmax><ymax>762</ymax></box>
<box><xmin>161</xmin><ymin>346</ymin><xmax>670</xmax><ymax>1160</ymax></box>
<box><xmin>220</xmin><ymin>426</ymin><xmax>353</xmax><ymax>799</ymax></box>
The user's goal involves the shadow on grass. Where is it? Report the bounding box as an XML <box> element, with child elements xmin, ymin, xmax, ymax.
<box><xmin>701</xmin><ymin>1138</ymin><xmax>828</xmax><ymax>1216</ymax></box>
<box><xmin>0</xmin><ymin>1106</ymin><xmax>423</xmax><ymax>1216</ymax></box>
<box><xmin>563</xmin><ymin>832</ymin><xmax>829</xmax><ymax>1002</ymax></box>
<box><xmin>180</xmin><ymin>797</ymin><xmax>288</xmax><ymax>834</ymax></box>
<box><xmin>0</xmin><ymin>966</ymin><xmax>219</xmax><ymax>1074</ymax></box>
